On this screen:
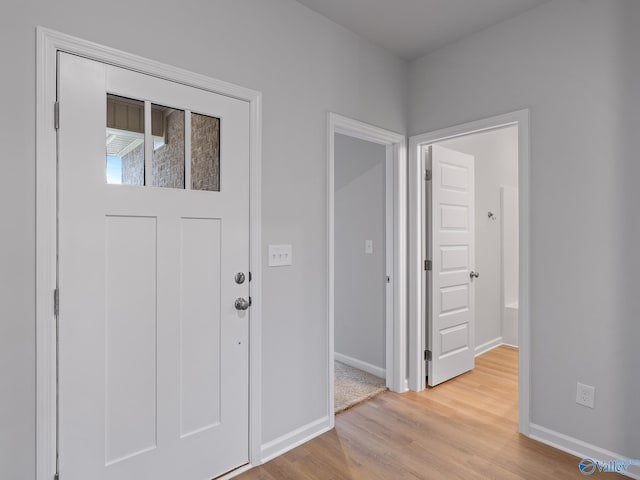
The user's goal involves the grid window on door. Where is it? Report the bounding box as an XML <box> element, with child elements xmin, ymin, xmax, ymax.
<box><xmin>105</xmin><ymin>95</ymin><xmax>220</xmax><ymax>191</ymax></box>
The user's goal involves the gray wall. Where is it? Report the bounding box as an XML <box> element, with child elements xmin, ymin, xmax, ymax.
<box><xmin>410</xmin><ymin>0</ymin><xmax>639</xmax><ymax>459</ymax></box>
<box><xmin>334</xmin><ymin>134</ymin><xmax>386</xmax><ymax>371</ymax></box>
<box><xmin>4</xmin><ymin>0</ymin><xmax>639</xmax><ymax>475</ymax></box>
<box><xmin>439</xmin><ymin>126</ymin><xmax>518</xmax><ymax>350</ymax></box>
<box><xmin>0</xmin><ymin>0</ymin><xmax>407</xmax><ymax>477</ymax></box>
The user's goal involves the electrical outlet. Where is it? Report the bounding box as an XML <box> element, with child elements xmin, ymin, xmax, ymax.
<box><xmin>268</xmin><ymin>244</ymin><xmax>293</xmax><ymax>267</ymax></box>
<box><xmin>576</xmin><ymin>382</ymin><xmax>595</xmax><ymax>409</ymax></box>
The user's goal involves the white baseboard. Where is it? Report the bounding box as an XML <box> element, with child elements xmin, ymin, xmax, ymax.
<box><xmin>260</xmin><ymin>416</ymin><xmax>332</xmax><ymax>464</ymax></box>
<box><xmin>502</xmin><ymin>342</ymin><xmax>519</xmax><ymax>349</ymax></box>
<box><xmin>335</xmin><ymin>352</ymin><xmax>385</xmax><ymax>378</ymax></box>
<box><xmin>529</xmin><ymin>423</ymin><xmax>640</xmax><ymax>479</ymax></box>
<box><xmin>474</xmin><ymin>337</ymin><xmax>503</xmax><ymax>357</ymax></box>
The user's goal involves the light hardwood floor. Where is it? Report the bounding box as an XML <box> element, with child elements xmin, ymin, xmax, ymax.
<box><xmin>238</xmin><ymin>346</ymin><xmax>621</xmax><ymax>479</ymax></box>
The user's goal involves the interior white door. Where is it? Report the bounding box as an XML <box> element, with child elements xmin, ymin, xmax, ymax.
<box><xmin>426</xmin><ymin>144</ymin><xmax>476</xmax><ymax>387</ymax></box>
<box><xmin>57</xmin><ymin>52</ymin><xmax>250</xmax><ymax>480</ymax></box>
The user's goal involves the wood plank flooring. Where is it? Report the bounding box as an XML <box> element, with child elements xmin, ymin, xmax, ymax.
<box><xmin>238</xmin><ymin>346</ymin><xmax>620</xmax><ymax>479</ymax></box>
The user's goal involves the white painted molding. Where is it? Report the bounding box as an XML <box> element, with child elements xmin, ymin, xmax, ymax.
<box><xmin>36</xmin><ymin>27</ymin><xmax>263</xmax><ymax>480</ymax></box>
<box><xmin>36</xmin><ymin>26</ymin><xmax>59</xmax><ymax>480</ymax></box>
<box><xmin>530</xmin><ymin>423</ymin><xmax>640</xmax><ymax>479</ymax></box>
<box><xmin>474</xmin><ymin>337</ymin><xmax>504</xmax><ymax>357</ymax></box>
<box><xmin>384</xmin><ymin>143</ymin><xmax>394</xmax><ymax>390</ymax></box>
<box><xmin>327</xmin><ymin>111</ymin><xmax>407</xmax><ymax>431</ymax></box>
<box><xmin>408</xmin><ymin>109</ymin><xmax>531</xmax><ymax>438</ymax></box>
<box><xmin>260</xmin><ymin>416</ymin><xmax>332</xmax><ymax>464</ymax></box>
<box><xmin>335</xmin><ymin>353</ymin><xmax>385</xmax><ymax>379</ymax></box>
<box><xmin>248</xmin><ymin>65</ymin><xmax>264</xmax><ymax>469</ymax></box>
<box><xmin>517</xmin><ymin>110</ymin><xmax>532</xmax><ymax>437</ymax></box>
<box><xmin>407</xmin><ymin>134</ymin><xmax>423</xmax><ymax>393</ymax></box>
<box><xmin>332</xmin><ymin>114</ymin><xmax>406</xmax><ymax>146</ymax></box>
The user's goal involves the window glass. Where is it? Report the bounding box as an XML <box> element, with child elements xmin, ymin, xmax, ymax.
<box><xmin>106</xmin><ymin>94</ymin><xmax>145</xmax><ymax>185</ymax></box>
<box><xmin>151</xmin><ymin>104</ymin><xmax>185</xmax><ymax>189</ymax></box>
<box><xmin>191</xmin><ymin>113</ymin><xmax>220</xmax><ymax>191</ymax></box>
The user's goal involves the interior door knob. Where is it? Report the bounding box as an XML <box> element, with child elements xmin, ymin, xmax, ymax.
<box><xmin>235</xmin><ymin>297</ymin><xmax>251</xmax><ymax>311</ymax></box>
<box><xmin>470</xmin><ymin>271</ymin><xmax>480</xmax><ymax>279</ymax></box>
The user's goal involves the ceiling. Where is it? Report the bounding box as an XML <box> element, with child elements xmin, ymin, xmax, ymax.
<box><xmin>296</xmin><ymin>0</ymin><xmax>551</xmax><ymax>60</ymax></box>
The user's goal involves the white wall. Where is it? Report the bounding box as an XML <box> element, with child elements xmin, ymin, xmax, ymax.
<box><xmin>334</xmin><ymin>134</ymin><xmax>386</xmax><ymax>372</ymax></box>
<box><xmin>0</xmin><ymin>1</ymin><xmax>407</xmax><ymax>477</ymax></box>
<box><xmin>410</xmin><ymin>0</ymin><xmax>640</xmax><ymax>460</ymax></box>
<box><xmin>439</xmin><ymin>127</ymin><xmax>518</xmax><ymax>351</ymax></box>
<box><xmin>501</xmin><ymin>186</ymin><xmax>519</xmax><ymax>307</ymax></box>
<box><xmin>502</xmin><ymin>186</ymin><xmax>519</xmax><ymax>347</ymax></box>
<box><xmin>6</xmin><ymin>0</ymin><xmax>640</xmax><ymax>475</ymax></box>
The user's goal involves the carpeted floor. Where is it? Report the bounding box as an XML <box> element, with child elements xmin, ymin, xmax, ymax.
<box><xmin>334</xmin><ymin>361</ymin><xmax>387</xmax><ymax>413</ymax></box>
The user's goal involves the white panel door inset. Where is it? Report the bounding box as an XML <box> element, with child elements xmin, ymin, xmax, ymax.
<box><xmin>427</xmin><ymin>144</ymin><xmax>475</xmax><ymax>387</ymax></box>
<box><xmin>57</xmin><ymin>53</ymin><xmax>250</xmax><ymax>480</ymax></box>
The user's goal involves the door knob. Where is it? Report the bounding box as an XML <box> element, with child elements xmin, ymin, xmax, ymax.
<box><xmin>235</xmin><ymin>297</ymin><xmax>251</xmax><ymax>311</ymax></box>
<box><xmin>470</xmin><ymin>271</ymin><xmax>480</xmax><ymax>279</ymax></box>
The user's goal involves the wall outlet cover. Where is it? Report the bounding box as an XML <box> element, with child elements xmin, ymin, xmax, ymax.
<box><xmin>576</xmin><ymin>382</ymin><xmax>595</xmax><ymax>409</ymax></box>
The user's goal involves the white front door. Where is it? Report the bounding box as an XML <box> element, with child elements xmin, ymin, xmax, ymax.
<box><xmin>426</xmin><ymin>144</ymin><xmax>476</xmax><ymax>387</ymax></box>
<box><xmin>57</xmin><ymin>52</ymin><xmax>250</xmax><ymax>480</ymax></box>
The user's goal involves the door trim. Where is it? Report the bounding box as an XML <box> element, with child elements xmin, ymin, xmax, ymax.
<box><xmin>36</xmin><ymin>27</ymin><xmax>263</xmax><ymax>480</ymax></box>
<box><xmin>408</xmin><ymin>109</ymin><xmax>531</xmax><ymax>435</ymax></box>
<box><xmin>327</xmin><ymin>112</ymin><xmax>407</xmax><ymax>425</ymax></box>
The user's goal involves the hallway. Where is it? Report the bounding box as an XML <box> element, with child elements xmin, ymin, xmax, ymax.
<box><xmin>239</xmin><ymin>347</ymin><xmax>620</xmax><ymax>479</ymax></box>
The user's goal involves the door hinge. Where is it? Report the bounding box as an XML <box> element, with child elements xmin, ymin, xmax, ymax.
<box><xmin>54</xmin><ymin>102</ymin><xmax>60</xmax><ymax>130</ymax></box>
<box><xmin>424</xmin><ymin>169</ymin><xmax>432</xmax><ymax>181</ymax></box>
<box><xmin>54</xmin><ymin>288</ymin><xmax>59</xmax><ymax>318</ymax></box>
<box><xmin>424</xmin><ymin>259</ymin><xmax>432</xmax><ymax>271</ymax></box>
<box><xmin>424</xmin><ymin>350</ymin><xmax>432</xmax><ymax>361</ymax></box>
<box><xmin>385</xmin><ymin>275</ymin><xmax>390</xmax><ymax>284</ymax></box>
<box><xmin>54</xmin><ymin>473</ymin><xmax>59</xmax><ymax>480</ymax></box>
<box><xmin>248</xmin><ymin>271</ymin><xmax>252</xmax><ymax>282</ymax></box>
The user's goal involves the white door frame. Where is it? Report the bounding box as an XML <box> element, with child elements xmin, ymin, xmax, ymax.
<box><xmin>408</xmin><ymin>109</ymin><xmax>531</xmax><ymax>435</ymax></box>
<box><xmin>35</xmin><ymin>27</ymin><xmax>263</xmax><ymax>480</ymax></box>
<box><xmin>327</xmin><ymin>112</ymin><xmax>407</xmax><ymax>423</ymax></box>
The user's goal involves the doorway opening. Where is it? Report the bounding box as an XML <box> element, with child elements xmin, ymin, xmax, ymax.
<box><xmin>408</xmin><ymin>110</ymin><xmax>530</xmax><ymax>435</ymax></box>
<box><xmin>327</xmin><ymin>113</ymin><xmax>406</xmax><ymax>422</ymax></box>
<box><xmin>334</xmin><ymin>133</ymin><xmax>388</xmax><ymax>412</ymax></box>
<box><xmin>438</xmin><ymin>127</ymin><xmax>520</xmax><ymax>354</ymax></box>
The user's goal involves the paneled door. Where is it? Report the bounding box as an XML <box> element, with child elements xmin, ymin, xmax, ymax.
<box><xmin>426</xmin><ymin>144</ymin><xmax>476</xmax><ymax>387</ymax></box>
<box><xmin>57</xmin><ymin>52</ymin><xmax>250</xmax><ymax>480</ymax></box>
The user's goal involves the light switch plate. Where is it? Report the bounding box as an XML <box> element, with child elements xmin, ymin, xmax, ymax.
<box><xmin>268</xmin><ymin>244</ymin><xmax>293</xmax><ymax>267</ymax></box>
<box><xmin>365</xmin><ymin>240</ymin><xmax>373</xmax><ymax>254</ymax></box>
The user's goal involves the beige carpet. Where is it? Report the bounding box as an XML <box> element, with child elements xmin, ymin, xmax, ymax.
<box><xmin>334</xmin><ymin>361</ymin><xmax>387</xmax><ymax>414</ymax></box>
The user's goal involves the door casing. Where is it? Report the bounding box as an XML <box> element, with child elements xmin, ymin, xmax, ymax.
<box><xmin>327</xmin><ymin>112</ymin><xmax>408</xmax><ymax>424</ymax></box>
<box><xmin>36</xmin><ymin>27</ymin><xmax>263</xmax><ymax>480</ymax></box>
<box><xmin>408</xmin><ymin>109</ymin><xmax>531</xmax><ymax>436</ymax></box>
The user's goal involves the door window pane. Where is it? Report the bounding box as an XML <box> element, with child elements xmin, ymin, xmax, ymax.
<box><xmin>106</xmin><ymin>94</ymin><xmax>145</xmax><ymax>185</ymax></box>
<box><xmin>151</xmin><ymin>104</ymin><xmax>185</xmax><ymax>189</ymax></box>
<box><xmin>191</xmin><ymin>113</ymin><xmax>220</xmax><ymax>191</ymax></box>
